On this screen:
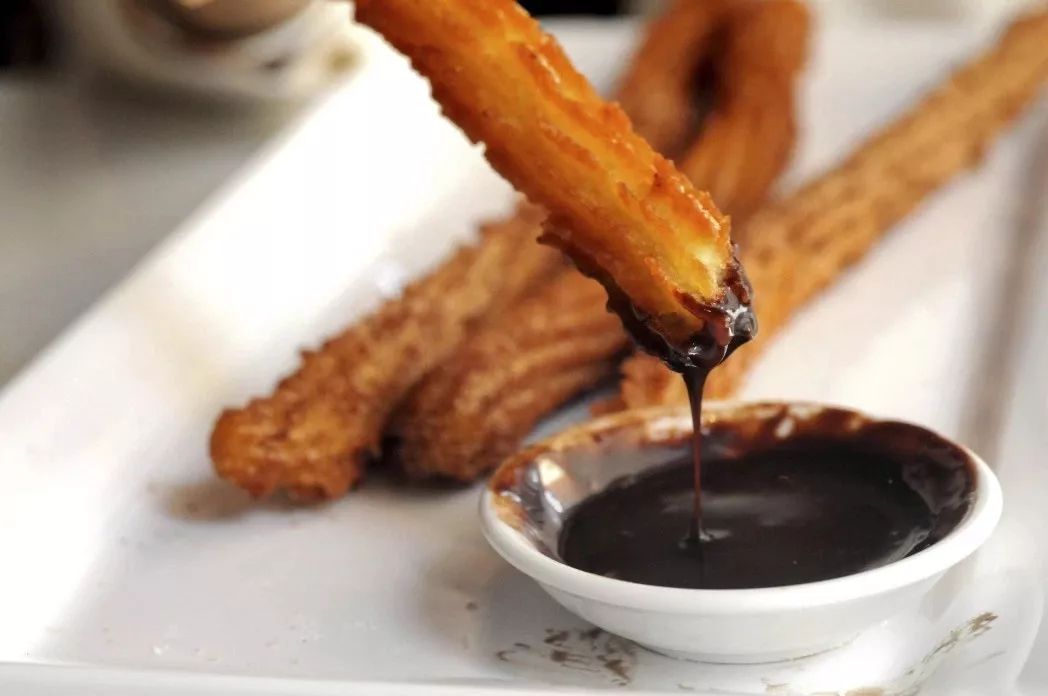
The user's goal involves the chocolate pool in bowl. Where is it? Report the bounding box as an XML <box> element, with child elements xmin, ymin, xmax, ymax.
<box><xmin>558</xmin><ymin>406</ymin><xmax>973</xmax><ymax>590</ymax></box>
<box><xmin>481</xmin><ymin>402</ymin><xmax>1001</xmax><ymax>663</ymax></box>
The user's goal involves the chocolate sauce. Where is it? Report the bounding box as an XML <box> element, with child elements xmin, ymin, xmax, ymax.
<box><xmin>599</xmin><ymin>252</ymin><xmax>757</xmax><ymax>543</ymax></box>
<box><xmin>543</xmin><ymin>231</ymin><xmax>971</xmax><ymax>589</ymax></box>
<box><xmin>558</xmin><ymin>418</ymin><xmax>974</xmax><ymax>589</ymax></box>
<box><xmin>549</xmin><ymin>240</ymin><xmax>761</xmax><ymax>561</ymax></box>
<box><xmin>682</xmin><ymin>369</ymin><xmax>708</xmax><ymax>545</ymax></box>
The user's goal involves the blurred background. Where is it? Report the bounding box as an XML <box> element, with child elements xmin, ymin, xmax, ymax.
<box><xmin>0</xmin><ymin>0</ymin><xmax>652</xmax><ymax>388</ymax></box>
<box><xmin>0</xmin><ymin>0</ymin><xmax>1021</xmax><ymax>387</ymax></box>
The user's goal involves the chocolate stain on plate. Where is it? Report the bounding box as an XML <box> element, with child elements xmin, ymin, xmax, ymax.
<box><xmin>766</xmin><ymin>612</ymin><xmax>1000</xmax><ymax>696</ymax></box>
<box><xmin>544</xmin><ymin>629</ymin><xmax>570</xmax><ymax>645</ymax></box>
<box><xmin>914</xmin><ymin>611</ymin><xmax>997</xmax><ymax>672</ymax></box>
<box><xmin>496</xmin><ymin>626</ymin><xmax>637</xmax><ymax>686</ymax></box>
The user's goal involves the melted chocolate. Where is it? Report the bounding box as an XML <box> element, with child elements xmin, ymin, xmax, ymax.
<box><xmin>558</xmin><ymin>421</ymin><xmax>974</xmax><ymax>589</ymax></box>
<box><xmin>544</xmin><ymin>234</ymin><xmax>764</xmax><ymax>565</ymax></box>
<box><xmin>676</xmin><ymin>258</ymin><xmax>758</xmax><ymax>542</ymax></box>
<box><xmin>539</xmin><ymin>226</ymin><xmax>972</xmax><ymax>590</ymax></box>
<box><xmin>682</xmin><ymin>368</ymin><xmax>708</xmax><ymax>544</ymax></box>
<box><xmin>538</xmin><ymin>231</ymin><xmax>757</xmax><ymax>374</ymax></box>
<box><xmin>570</xmin><ymin>246</ymin><xmax>757</xmax><ymax>543</ymax></box>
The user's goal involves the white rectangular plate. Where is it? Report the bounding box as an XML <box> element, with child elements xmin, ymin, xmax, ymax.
<box><xmin>2</xmin><ymin>13</ymin><xmax>1047</xmax><ymax>696</ymax></box>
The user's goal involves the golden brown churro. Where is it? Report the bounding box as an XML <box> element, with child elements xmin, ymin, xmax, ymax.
<box><xmin>392</xmin><ymin>0</ymin><xmax>810</xmax><ymax>482</ymax></box>
<box><xmin>211</xmin><ymin>204</ymin><xmax>561</xmax><ymax>500</ymax></box>
<box><xmin>355</xmin><ymin>0</ymin><xmax>741</xmax><ymax>350</ymax></box>
<box><xmin>680</xmin><ymin>0</ymin><xmax>810</xmax><ymax>228</ymax></box>
<box><xmin>394</xmin><ymin>274</ymin><xmax>628</xmax><ymax>482</ymax></box>
<box><xmin>619</xmin><ymin>8</ymin><xmax>1048</xmax><ymax>408</ymax></box>
<box><xmin>210</xmin><ymin>0</ymin><xmax>745</xmax><ymax>499</ymax></box>
<box><xmin>614</xmin><ymin>0</ymin><xmax>736</xmax><ymax>160</ymax></box>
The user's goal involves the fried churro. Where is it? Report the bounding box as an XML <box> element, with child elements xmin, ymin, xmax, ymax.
<box><xmin>681</xmin><ymin>0</ymin><xmax>810</xmax><ymax>228</ymax></box>
<box><xmin>210</xmin><ymin>203</ymin><xmax>561</xmax><ymax>500</ymax></box>
<box><xmin>619</xmin><ymin>7</ymin><xmax>1048</xmax><ymax>409</ymax></box>
<box><xmin>394</xmin><ymin>274</ymin><xmax>628</xmax><ymax>482</ymax></box>
<box><xmin>355</xmin><ymin>0</ymin><xmax>744</xmax><ymax>353</ymax></box>
<box><xmin>392</xmin><ymin>0</ymin><xmax>810</xmax><ymax>482</ymax></box>
<box><xmin>614</xmin><ymin>0</ymin><xmax>736</xmax><ymax>161</ymax></box>
<box><xmin>210</xmin><ymin>0</ymin><xmax>748</xmax><ymax>499</ymax></box>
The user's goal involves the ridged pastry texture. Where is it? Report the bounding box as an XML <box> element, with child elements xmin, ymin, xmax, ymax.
<box><xmin>356</xmin><ymin>0</ymin><xmax>740</xmax><ymax>349</ymax></box>
<box><xmin>210</xmin><ymin>204</ymin><xmax>561</xmax><ymax>500</ymax></box>
<box><xmin>393</xmin><ymin>273</ymin><xmax>628</xmax><ymax>482</ymax></box>
<box><xmin>393</xmin><ymin>0</ymin><xmax>810</xmax><ymax>481</ymax></box>
<box><xmin>619</xmin><ymin>8</ymin><xmax>1048</xmax><ymax>409</ymax></box>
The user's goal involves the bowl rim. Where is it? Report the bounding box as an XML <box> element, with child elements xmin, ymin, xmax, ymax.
<box><xmin>480</xmin><ymin>400</ymin><xmax>1003</xmax><ymax>614</ymax></box>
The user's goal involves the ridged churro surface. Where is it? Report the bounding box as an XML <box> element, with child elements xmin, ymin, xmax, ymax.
<box><xmin>393</xmin><ymin>273</ymin><xmax>628</xmax><ymax>482</ymax></box>
<box><xmin>210</xmin><ymin>0</ymin><xmax>741</xmax><ymax>499</ymax></box>
<box><xmin>619</xmin><ymin>8</ymin><xmax>1048</xmax><ymax>408</ymax></box>
<box><xmin>614</xmin><ymin>0</ymin><xmax>736</xmax><ymax>160</ymax></box>
<box><xmin>393</xmin><ymin>0</ymin><xmax>810</xmax><ymax>481</ymax></box>
<box><xmin>211</xmin><ymin>204</ymin><xmax>561</xmax><ymax>499</ymax></box>
<box><xmin>680</xmin><ymin>0</ymin><xmax>810</xmax><ymax>229</ymax></box>
<box><xmin>356</xmin><ymin>0</ymin><xmax>738</xmax><ymax>348</ymax></box>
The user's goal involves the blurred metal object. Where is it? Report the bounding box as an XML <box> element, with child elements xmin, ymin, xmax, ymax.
<box><xmin>52</xmin><ymin>0</ymin><xmax>356</xmax><ymax>100</ymax></box>
<box><xmin>152</xmin><ymin>0</ymin><xmax>311</xmax><ymax>39</ymax></box>
<box><xmin>0</xmin><ymin>0</ymin><xmax>50</xmax><ymax>67</ymax></box>
<box><xmin>629</xmin><ymin>0</ymin><xmax>666</xmax><ymax>14</ymax></box>
<box><xmin>521</xmin><ymin>0</ymin><xmax>626</xmax><ymax>15</ymax></box>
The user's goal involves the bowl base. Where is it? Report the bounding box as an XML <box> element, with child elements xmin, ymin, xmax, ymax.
<box><xmin>638</xmin><ymin>634</ymin><xmax>859</xmax><ymax>665</ymax></box>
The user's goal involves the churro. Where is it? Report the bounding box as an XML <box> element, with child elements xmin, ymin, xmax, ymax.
<box><xmin>355</xmin><ymin>0</ymin><xmax>744</xmax><ymax>353</ymax></box>
<box><xmin>210</xmin><ymin>0</ymin><xmax>749</xmax><ymax>499</ymax></box>
<box><xmin>211</xmin><ymin>203</ymin><xmax>561</xmax><ymax>499</ymax></box>
<box><xmin>614</xmin><ymin>0</ymin><xmax>736</xmax><ymax>161</ymax></box>
<box><xmin>394</xmin><ymin>273</ymin><xmax>627</xmax><ymax>482</ymax></box>
<box><xmin>680</xmin><ymin>0</ymin><xmax>809</xmax><ymax>228</ymax></box>
<box><xmin>619</xmin><ymin>7</ymin><xmax>1048</xmax><ymax>408</ymax></box>
<box><xmin>393</xmin><ymin>0</ymin><xmax>810</xmax><ymax>481</ymax></box>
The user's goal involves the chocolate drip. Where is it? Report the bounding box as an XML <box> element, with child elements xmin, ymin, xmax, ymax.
<box><xmin>582</xmin><ymin>251</ymin><xmax>756</xmax><ymax>543</ymax></box>
<box><xmin>682</xmin><ymin>367</ymin><xmax>708</xmax><ymax>546</ymax></box>
<box><xmin>671</xmin><ymin>255</ymin><xmax>757</xmax><ymax>543</ymax></box>
<box><xmin>540</xmin><ymin>231</ymin><xmax>757</xmax><ymax>543</ymax></box>
<box><xmin>605</xmin><ymin>252</ymin><xmax>757</xmax><ymax>374</ymax></box>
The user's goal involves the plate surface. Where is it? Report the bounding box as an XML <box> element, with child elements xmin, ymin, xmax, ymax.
<box><xmin>1</xmin><ymin>13</ymin><xmax>1047</xmax><ymax>696</ymax></box>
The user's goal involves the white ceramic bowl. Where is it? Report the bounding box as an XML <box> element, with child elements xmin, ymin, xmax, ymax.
<box><xmin>480</xmin><ymin>402</ymin><xmax>1002</xmax><ymax>664</ymax></box>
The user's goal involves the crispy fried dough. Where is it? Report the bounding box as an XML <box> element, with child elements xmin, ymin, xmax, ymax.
<box><xmin>210</xmin><ymin>0</ymin><xmax>736</xmax><ymax>500</ymax></box>
<box><xmin>619</xmin><ymin>8</ymin><xmax>1048</xmax><ymax>408</ymax></box>
<box><xmin>614</xmin><ymin>0</ymin><xmax>737</xmax><ymax>160</ymax></box>
<box><xmin>680</xmin><ymin>0</ymin><xmax>810</xmax><ymax>229</ymax></box>
<box><xmin>393</xmin><ymin>273</ymin><xmax>627</xmax><ymax>482</ymax></box>
<box><xmin>393</xmin><ymin>0</ymin><xmax>810</xmax><ymax>482</ymax></box>
<box><xmin>355</xmin><ymin>0</ymin><xmax>738</xmax><ymax>349</ymax></box>
<box><xmin>394</xmin><ymin>0</ymin><xmax>809</xmax><ymax>477</ymax></box>
<box><xmin>210</xmin><ymin>204</ymin><xmax>561</xmax><ymax>500</ymax></box>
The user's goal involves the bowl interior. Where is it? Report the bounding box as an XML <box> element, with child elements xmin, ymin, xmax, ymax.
<box><xmin>488</xmin><ymin>402</ymin><xmax>978</xmax><ymax>584</ymax></box>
